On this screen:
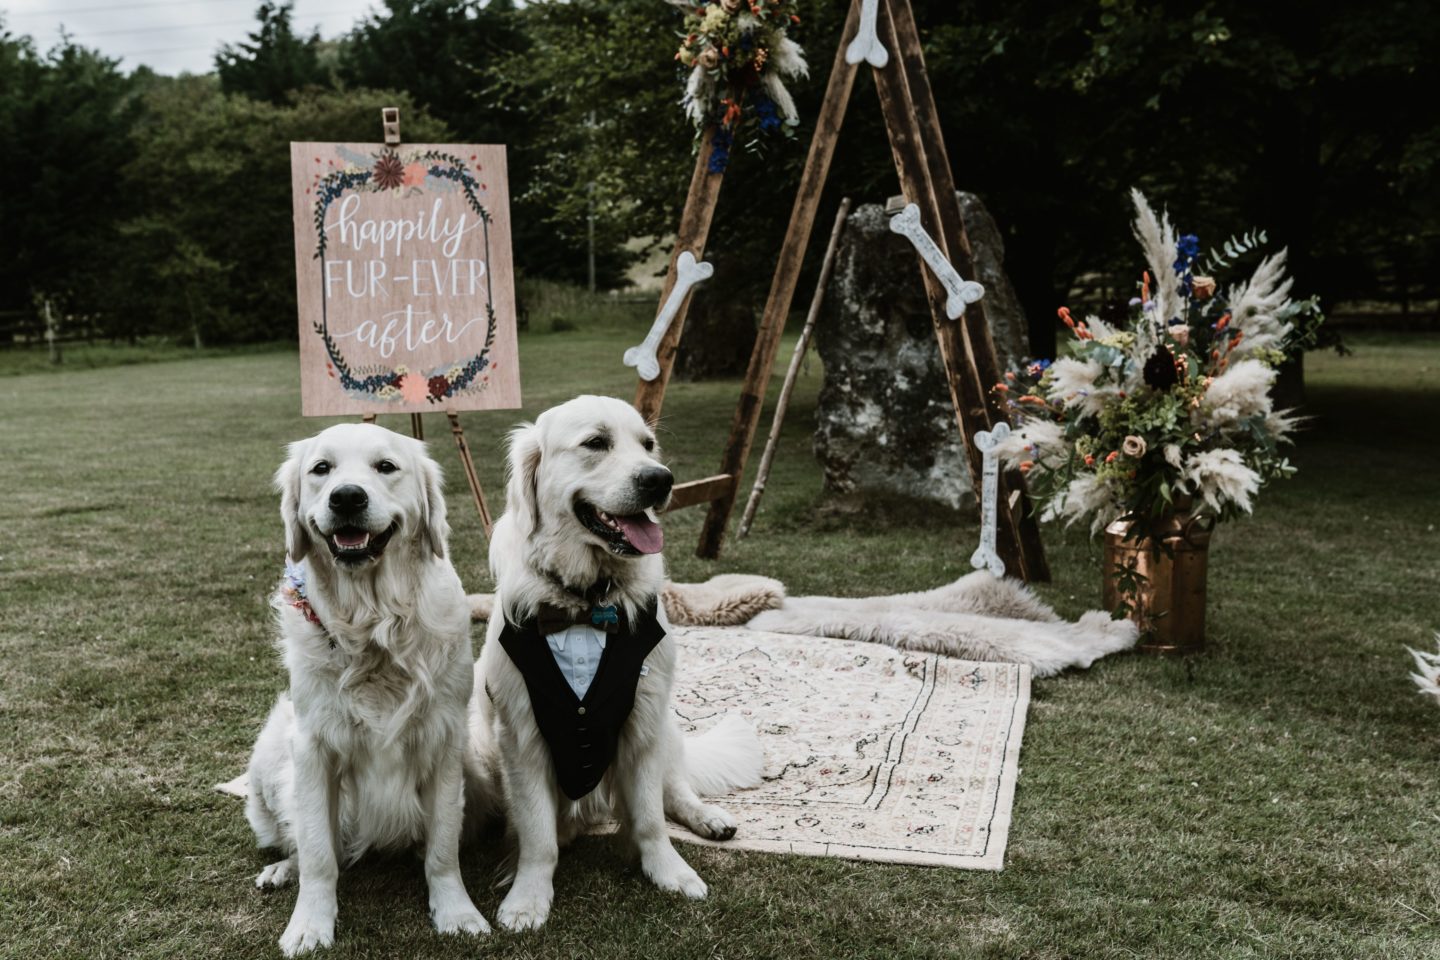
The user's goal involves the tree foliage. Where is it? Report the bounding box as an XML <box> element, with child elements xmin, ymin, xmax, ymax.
<box><xmin>215</xmin><ymin>2</ymin><xmax>329</xmax><ymax>104</ymax></box>
<box><xmin>3</xmin><ymin>2</ymin><xmax>1436</xmax><ymax>350</ymax></box>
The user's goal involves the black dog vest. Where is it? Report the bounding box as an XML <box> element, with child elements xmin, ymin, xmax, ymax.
<box><xmin>497</xmin><ymin>601</ymin><xmax>666</xmax><ymax>800</ymax></box>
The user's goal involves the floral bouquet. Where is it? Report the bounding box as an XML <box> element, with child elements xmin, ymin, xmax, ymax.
<box><xmin>994</xmin><ymin>190</ymin><xmax>1322</xmax><ymax>535</ymax></box>
<box><xmin>669</xmin><ymin>0</ymin><xmax>808</xmax><ymax>171</ymax></box>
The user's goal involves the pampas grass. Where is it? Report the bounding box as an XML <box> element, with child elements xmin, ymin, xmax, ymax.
<box><xmin>1183</xmin><ymin>448</ymin><xmax>1261</xmax><ymax>515</ymax></box>
<box><xmin>1202</xmin><ymin>358</ymin><xmax>1277</xmax><ymax>425</ymax></box>
<box><xmin>1227</xmin><ymin>250</ymin><xmax>1296</xmax><ymax>356</ymax></box>
<box><xmin>1407</xmin><ymin>635</ymin><xmax>1440</xmax><ymax>706</ymax></box>
<box><xmin>1130</xmin><ymin>188</ymin><xmax>1181</xmax><ymax>340</ymax></box>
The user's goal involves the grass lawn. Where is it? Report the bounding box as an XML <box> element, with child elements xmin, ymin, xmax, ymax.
<box><xmin>2</xmin><ymin>325</ymin><xmax>1438</xmax><ymax>959</ymax></box>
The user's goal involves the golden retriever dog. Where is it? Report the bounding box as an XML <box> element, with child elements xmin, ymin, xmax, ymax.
<box><xmin>245</xmin><ymin>423</ymin><xmax>489</xmax><ymax>955</ymax></box>
<box><xmin>469</xmin><ymin>395</ymin><xmax>762</xmax><ymax>931</ymax></box>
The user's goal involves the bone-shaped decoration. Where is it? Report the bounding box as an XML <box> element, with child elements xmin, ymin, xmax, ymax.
<box><xmin>969</xmin><ymin>422</ymin><xmax>1010</xmax><ymax>578</ymax></box>
<box><xmin>888</xmin><ymin>203</ymin><xmax>986</xmax><ymax>320</ymax></box>
<box><xmin>844</xmin><ymin>0</ymin><xmax>889</xmax><ymax>68</ymax></box>
<box><xmin>623</xmin><ymin>250</ymin><xmax>714</xmax><ymax>381</ymax></box>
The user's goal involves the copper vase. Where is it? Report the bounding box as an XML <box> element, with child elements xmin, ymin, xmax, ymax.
<box><xmin>1102</xmin><ymin>507</ymin><xmax>1213</xmax><ymax>655</ymax></box>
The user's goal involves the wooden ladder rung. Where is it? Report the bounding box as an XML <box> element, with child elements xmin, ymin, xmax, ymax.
<box><xmin>665</xmin><ymin>474</ymin><xmax>735</xmax><ymax>512</ymax></box>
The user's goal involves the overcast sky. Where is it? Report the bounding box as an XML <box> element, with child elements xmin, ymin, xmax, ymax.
<box><xmin>3</xmin><ymin>0</ymin><xmax>379</xmax><ymax>75</ymax></box>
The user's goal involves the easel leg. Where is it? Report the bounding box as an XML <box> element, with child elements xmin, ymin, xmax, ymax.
<box><xmin>410</xmin><ymin>412</ymin><xmax>425</xmax><ymax>441</ymax></box>
<box><xmin>445</xmin><ymin>411</ymin><xmax>494</xmax><ymax>538</ymax></box>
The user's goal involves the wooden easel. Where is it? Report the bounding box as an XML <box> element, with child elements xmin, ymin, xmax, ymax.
<box><xmin>633</xmin><ymin>0</ymin><xmax>1049</xmax><ymax>581</ymax></box>
<box><xmin>359</xmin><ymin>108</ymin><xmax>495</xmax><ymax>538</ymax></box>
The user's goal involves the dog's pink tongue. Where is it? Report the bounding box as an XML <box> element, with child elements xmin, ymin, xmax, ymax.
<box><xmin>334</xmin><ymin>529</ymin><xmax>368</xmax><ymax>547</ymax></box>
<box><xmin>615</xmin><ymin>513</ymin><xmax>664</xmax><ymax>554</ymax></box>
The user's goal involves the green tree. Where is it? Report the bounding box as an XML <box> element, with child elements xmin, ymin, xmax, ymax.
<box><xmin>215</xmin><ymin>2</ymin><xmax>330</xmax><ymax>104</ymax></box>
<box><xmin>0</xmin><ymin>25</ymin><xmax>139</xmax><ymax>325</ymax></box>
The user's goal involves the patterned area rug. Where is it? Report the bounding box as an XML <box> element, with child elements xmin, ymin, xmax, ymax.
<box><xmin>666</xmin><ymin>626</ymin><xmax>1031</xmax><ymax>871</ymax></box>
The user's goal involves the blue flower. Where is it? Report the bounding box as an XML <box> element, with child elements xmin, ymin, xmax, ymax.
<box><xmin>707</xmin><ymin>127</ymin><xmax>734</xmax><ymax>173</ymax></box>
<box><xmin>1174</xmin><ymin>232</ymin><xmax>1200</xmax><ymax>283</ymax></box>
<box><xmin>753</xmin><ymin>92</ymin><xmax>781</xmax><ymax>134</ymax></box>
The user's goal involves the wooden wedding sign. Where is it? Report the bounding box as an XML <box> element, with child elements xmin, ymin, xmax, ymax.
<box><xmin>289</xmin><ymin>140</ymin><xmax>521</xmax><ymax>417</ymax></box>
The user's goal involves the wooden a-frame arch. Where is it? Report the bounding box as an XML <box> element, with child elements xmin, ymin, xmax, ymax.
<box><xmin>634</xmin><ymin>0</ymin><xmax>1049</xmax><ymax>582</ymax></box>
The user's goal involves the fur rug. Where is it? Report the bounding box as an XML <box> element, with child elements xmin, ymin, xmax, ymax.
<box><xmin>745</xmin><ymin>572</ymin><xmax>1137</xmax><ymax>678</ymax></box>
<box><xmin>469</xmin><ymin>571</ymin><xmax>1135</xmax><ymax>678</ymax></box>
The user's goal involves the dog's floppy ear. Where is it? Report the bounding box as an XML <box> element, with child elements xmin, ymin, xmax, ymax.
<box><xmin>416</xmin><ymin>444</ymin><xmax>449</xmax><ymax>559</ymax></box>
<box><xmin>274</xmin><ymin>440</ymin><xmax>311</xmax><ymax>563</ymax></box>
<box><xmin>505</xmin><ymin>421</ymin><xmax>542</xmax><ymax>535</ymax></box>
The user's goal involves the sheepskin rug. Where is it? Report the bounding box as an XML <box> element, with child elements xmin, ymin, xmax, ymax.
<box><xmin>743</xmin><ymin>572</ymin><xmax>1137</xmax><ymax>678</ymax></box>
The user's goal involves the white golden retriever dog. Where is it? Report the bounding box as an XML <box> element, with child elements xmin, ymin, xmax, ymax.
<box><xmin>470</xmin><ymin>395</ymin><xmax>762</xmax><ymax>931</ymax></box>
<box><xmin>245</xmin><ymin>423</ymin><xmax>489</xmax><ymax>955</ymax></box>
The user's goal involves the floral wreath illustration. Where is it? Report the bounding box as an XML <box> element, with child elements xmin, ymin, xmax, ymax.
<box><xmin>310</xmin><ymin>148</ymin><xmax>497</xmax><ymax>405</ymax></box>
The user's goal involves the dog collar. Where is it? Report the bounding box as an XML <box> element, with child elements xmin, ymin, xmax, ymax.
<box><xmin>541</xmin><ymin>569</ymin><xmax>616</xmax><ymax>609</ymax></box>
<box><xmin>278</xmin><ymin>560</ymin><xmax>327</xmax><ymax>633</ymax></box>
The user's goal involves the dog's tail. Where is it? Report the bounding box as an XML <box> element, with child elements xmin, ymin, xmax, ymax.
<box><xmin>683</xmin><ymin>714</ymin><xmax>765</xmax><ymax>796</ymax></box>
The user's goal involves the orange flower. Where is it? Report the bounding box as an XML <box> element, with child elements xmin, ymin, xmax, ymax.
<box><xmin>1105</xmin><ymin>451</ymin><xmax>1119</xmax><ymax>463</ymax></box>
<box><xmin>993</xmin><ymin>382</ymin><xmax>1009</xmax><ymax>392</ymax></box>
<box><xmin>1058</xmin><ymin>306</ymin><xmax>1075</xmax><ymax>328</ymax></box>
<box><xmin>1084</xmin><ymin>454</ymin><xmax>1096</xmax><ymax>467</ymax></box>
<box><xmin>399</xmin><ymin>374</ymin><xmax>429</xmax><ymax>404</ymax></box>
<box><xmin>1019</xmin><ymin>461</ymin><xmax>1034</xmax><ymax>473</ymax></box>
<box><xmin>1142</xmin><ymin>271</ymin><xmax>1152</xmax><ymax>303</ymax></box>
<box><xmin>1216</xmin><ymin>313</ymin><xmax>1231</xmax><ymax>331</ymax></box>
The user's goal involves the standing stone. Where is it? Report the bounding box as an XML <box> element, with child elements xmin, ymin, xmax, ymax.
<box><xmin>813</xmin><ymin>192</ymin><xmax>1030</xmax><ymax>511</ymax></box>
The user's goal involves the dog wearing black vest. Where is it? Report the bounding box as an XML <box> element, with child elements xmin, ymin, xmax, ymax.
<box><xmin>468</xmin><ymin>395</ymin><xmax>762</xmax><ymax>932</ymax></box>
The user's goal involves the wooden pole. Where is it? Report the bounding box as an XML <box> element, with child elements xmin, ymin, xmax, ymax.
<box><xmin>887</xmin><ymin>0</ymin><xmax>1049</xmax><ymax>581</ymax></box>
<box><xmin>446</xmin><ymin>410</ymin><xmax>493</xmax><ymax>537</ymax></box>
<box><xmin>868</xmin><ymin>0</ymin><xmax>1026</xmax><ymax>577</ymax></box>
<box><xmin>737</xmin><ymin>197</ymin><xmax>852</xmax><ymax>540</ymax></box>
<box><xmin>44</xmin><ymin>299</ymin><xmax>60</xmax><ymax>365</ymax></box>
<box><xmin>695</xmin><ymin>0</ymin><xmax>864</xmax><ymax>559</ymax></box>
<box><xmin>633</xmin><ymin>126</ymin><xmax>728</xmax><ymax>423</ymax></box>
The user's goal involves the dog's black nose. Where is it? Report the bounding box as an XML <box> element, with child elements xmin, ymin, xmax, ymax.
<box><xmin>329</xmin><ymin>484</ymin><xmax>369</xmax><ymax>514</ymax></box>
<box><xmin>635</xmin><ymin>465</ymin><xmax>673</xmax><ymax>503</ymax></box>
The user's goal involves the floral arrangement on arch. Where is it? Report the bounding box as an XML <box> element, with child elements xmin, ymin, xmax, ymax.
<box><xmin>669</xmin><ymin>0</ymin><xmax>808</xmax><ymax>172</ymax></box>
<box><xmin>993</xmin><ymin>189</ymin><xmax>1323</xmax><ymax>533</ymax></box>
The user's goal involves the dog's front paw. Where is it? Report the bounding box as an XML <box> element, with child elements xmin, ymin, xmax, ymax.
<box><xmin>642</xmin><ymin>847</ymin><xmax>708</xmax><ymax>899</ymax></box>
<box><xmin>279</xmin><ymin>902</ymin><xmax>336</xmax><ymax>957</ymax></box>
<box><xmin>255</xmin><ymin>858</ymin><xmax>295</xmax><ymax>889</ymax></box>
<box><xmin>432</xmin><ymin>899</ymin><xmax>491</xmax><ymax>937</ymax></box>
<box><xmin>496</xmin><ymin>884</ymin><xmax>552</xmax><ymax>932</ymax></box>
<box><xmin>689</xmin><ymin>804</ymin><xmax>738</xmax><ymax>842</ymax></box>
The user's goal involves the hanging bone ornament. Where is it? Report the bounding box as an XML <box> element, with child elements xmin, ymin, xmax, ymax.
<box><xmin>889</xmin><ymin>203</ymin><xmax>986</xmax><ymax>320</ymax></box>
<box><xmin>970</xmin><ymin>422</ymin><xmax>1010</xmax><ymax>578</ymax></box>
<box><xmin>623</xmin><ymin>250</ymin><xmax>714</xmax><ymax>381</ymax></box>
<box><xmin>845</xmin><ymin>0</ymin><xmax>889</xmax><ymax>68</ymax></box>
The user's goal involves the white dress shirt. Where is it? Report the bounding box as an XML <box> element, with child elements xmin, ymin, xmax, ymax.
<box><xmin>544</xmin><ymin>623</ymin><xmax>609</xmax><ymax>699</ymax></box>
